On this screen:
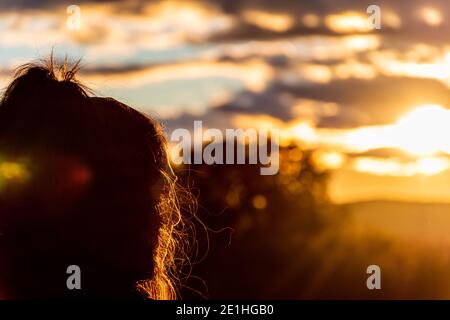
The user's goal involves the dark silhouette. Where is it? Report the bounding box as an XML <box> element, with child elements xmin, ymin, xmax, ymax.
<box><xmin>0</xmin><ymin>60</ymin><xmax>180</xmax><ymax>299</ymax></box>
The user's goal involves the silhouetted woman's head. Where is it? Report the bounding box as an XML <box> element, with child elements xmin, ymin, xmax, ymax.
<box><xmin>0</xmin><ymin>60</ymin><xmax>182</xmax><ymax>299</ymax></box>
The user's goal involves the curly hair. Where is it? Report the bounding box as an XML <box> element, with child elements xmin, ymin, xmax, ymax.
<box><xmin>0</xmin><ymin>56</ymin><xmax>194</xmax><ymax>299</ymax></box>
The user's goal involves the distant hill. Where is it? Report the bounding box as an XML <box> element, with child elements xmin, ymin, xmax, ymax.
<box><xmin>338</xmin><ymin>200</ymin><xmax>450</xmax><ymax>246</ymax></box>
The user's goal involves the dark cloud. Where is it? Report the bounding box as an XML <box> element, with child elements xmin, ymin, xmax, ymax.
<box><xmin>165</xmin><ymin>75</ymin><xmax>450</xmax><ymax>132</ymax></box>
<box><xmin>219</xmin><ymin>85</ymin><xmax>295</xmax><ymax>121</ymax></box>
<box><xmin>0</xmin><ymin>0</ymin><xmax>120</xmax><ymax>9</ymax></box>
<box><xmin>286</xmin><ymin>76</ymin><xmax>450</xmax><ymax>128</ymax></box>
<box><xmin>207</xmin><ymin>0</ymin><xmax>450</xmax><ymax>42</ymax></box>
<box><xmin>3</xmin><ymin>0</ymin><xmax>450</xmax><ymax>42</ymax></box>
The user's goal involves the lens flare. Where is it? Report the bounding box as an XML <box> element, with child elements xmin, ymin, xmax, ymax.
<box><xmin>0</xmin><ymin>161</ymin><xmax>29</xmax><ymax>181</ymax></box>
<box><xmin>419</xmin><ymin>7</ymin><xmax>443</xmax><ymax>27</ymax></box>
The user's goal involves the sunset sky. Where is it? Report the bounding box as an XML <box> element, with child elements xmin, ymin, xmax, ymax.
<box><xmin>1</xmin><ymin>0</ymin><xmax>450</xmax><ymax>204</ymax></box>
